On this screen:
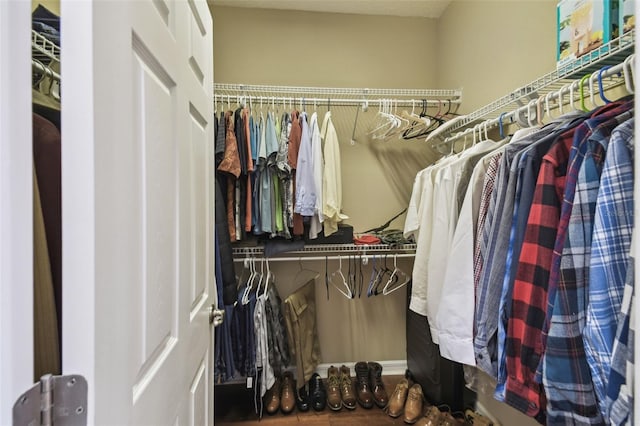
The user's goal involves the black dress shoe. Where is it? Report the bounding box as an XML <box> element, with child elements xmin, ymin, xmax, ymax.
<box><xmin>308</xmin><ymin>373</ymin><xmax>327</xmax><ymax>411</ymax></box>
<box><xmin>296</xmin><ymin>384</ymin><xmax>310</xmax><ymax>412</ymax></box>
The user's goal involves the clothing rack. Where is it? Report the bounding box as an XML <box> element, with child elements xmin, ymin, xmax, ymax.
<box><xmin>435</xmin><ymin>30</ymin><xmax>635</xmax><ymax>148</ymax></box>
<box><xmin>214</xmin><ymin>83</ymin><xmax>462</xmax><ymax>108</ymax></box>
<box><xmin>232</xmin><ymin>253</ymin><xmax>415</xmax><ymax>263</ymax></box>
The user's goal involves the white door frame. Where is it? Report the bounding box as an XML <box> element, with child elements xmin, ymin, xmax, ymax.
<box><xmin>0</xmin><ymin>1</ymin><xmax>34</xmax><ymax>424</ymax></box>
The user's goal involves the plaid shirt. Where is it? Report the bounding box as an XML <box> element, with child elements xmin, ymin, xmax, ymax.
<box><xmin>473</xmin><ymin>151</ymin><xmax>503</xmax><ymax>292</ymax></box>
<box><xmin>475</xmin><ymin>129</ymin><xmax>544</xmax><ymax>377</ymax></box>
<box><xmin>607</xmin><ymin>260</ymin><xmax>634</xmax><ymax>425</ymax></box>
<box><xmin>543</xmin><ymin>102</ymin><xmax>633</xmax><ymax>372</ymax></box>
<box><xmin>585</xmin><ymin>118</ymin><xmax>635</xmax><ymax>419</ymax></box>
<box><xmin>505</xmin><ymin>126</ymin><xmax>578</xmax><ymax>421</ymax></box>
<box><xmin>542</xmin><ymin>115</ymin><xmax>631</xmax><ymax>425</ymax></box>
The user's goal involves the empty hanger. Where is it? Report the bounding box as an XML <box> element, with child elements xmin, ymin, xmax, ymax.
<box><xmin>597</xmin><ymin>66</ymin><xmax>614</xmax><ymax>104</ymax></box>
<box><xmin>330</xmin><ymin>256</ymin><xmax>353</xmax><ymax>299</ymax></box>
<box><xmin>383</xmin><ymin>255</ymin><xmax>410</xmax><ymax>295</ymax></box>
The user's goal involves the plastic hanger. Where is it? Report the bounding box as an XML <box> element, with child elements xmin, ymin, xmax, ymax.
<box><xmin>597</xmin><ymin>66</ymin><xmax>613</xmax><ymax>104</ymax></box>
<box><xmin>330</xmin><ymin>256</ymin><xmax>353</xmax><ymax>299</ymax></box>
<box><xmin>545</xmin><ymin>92</ymin><xmax>555</xmax><ymax>120</ymax></box>
<box><xmin>367</xmin><ymin>255</ymin><xmax>378</xmax><ymax>297</ymax></box>
<box><xmin>526</xmin><ymin>99</ymin><xmax>537</xmax><ymax>127</ymax></box>
<box><xmin>292</xmin><ymin>257</ymin><xmax>320</xmax><ymax>288</ymax></box>
<box><xmin>623</xmin><ymin>55</ymin><xmax>635</xmax><ymax>94</ymax></box>
<box><xmin>536</xmin><ymin>95</ymin><xmax>545</xmax><ymax>126</ymax></box>
<box><xmin>579</xmin><ymin>74</ymin><xmax>591</xmax><ymax>112</ymax></box>
<box><xmin>261</xmin><ymin>258</ymin><xmax>273</xmax><ymax>299</ymax></box>
<box><xmin>498</xmin><ymin>112</ymin><xmax>507</xmax><ymax>138</ymax></box>
<box><xmin>374</xmin><ymin>255</ymin><xmax>393</xmax><ymax>296</ymax></box>
<box><xmin>382</xmin><ymin>255</ymin><xmax>410</xmax><ymax>295</ymax></box>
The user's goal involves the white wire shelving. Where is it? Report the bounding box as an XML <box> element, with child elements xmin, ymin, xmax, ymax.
<box><xmin>214</xmin><ymin>83</ymin><xmax>462</xmax><ymax>108</ymax></box>
<box><xmin>435</xmin><ymin>30</ymin><xmax>635</xmax><ymax>147</ymax></box>
<box><xmin>32</xmin><ymin>30</ymin><xmax>60</xmax><ymax>65</ymax></box>
<box><xmin>232</xmin><ymin>243</ymin><xmax>417</xmax><ymax>259</ymax></box>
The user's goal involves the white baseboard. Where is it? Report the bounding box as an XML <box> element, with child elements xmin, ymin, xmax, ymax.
<box><xmin>315</xmin><ymin>360</ymin><xmax>408</xmax><ymax>376</ymax></box>
<box><xmin>475</xmin><ymin>401</ymin><xmax>502</xmax><ymax>426</ymax></box>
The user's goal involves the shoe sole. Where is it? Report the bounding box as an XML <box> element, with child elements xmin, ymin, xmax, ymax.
<box><xmin>328</xmin><ymin>404</ymin><xmax>342</xmax><ymax>411</ymax></box>
<box><xmin>342</xmin><ymin>402</ymin><xmax>357</xmax><ymax>410</ymax></box>
<box><xmin>358</xmin><ymin>401</ymin><xmax>374</xmax><ymax>409</ymax></box>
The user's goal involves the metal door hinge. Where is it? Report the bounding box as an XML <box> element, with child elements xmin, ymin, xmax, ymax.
<box><xmin>13</xmin><ymin>374</ymin><xmax>87</xmax><ymax>426</ymax></box>
<box><xmin>209</xmin><ymin>304</ymin><xmax>224</xmax><ymax>327</ymax></box>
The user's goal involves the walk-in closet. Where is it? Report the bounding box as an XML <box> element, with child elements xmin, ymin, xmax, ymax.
<box><xmin>0</xmin><ymin>1</ymin><xmax>638</xmax><ymax>425</ymax></box>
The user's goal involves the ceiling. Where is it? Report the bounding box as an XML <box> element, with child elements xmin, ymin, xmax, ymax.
<box><xmin>209</xmin><ymin>0</ymin><xmax>453</xmax><ymax>19</ymax></box>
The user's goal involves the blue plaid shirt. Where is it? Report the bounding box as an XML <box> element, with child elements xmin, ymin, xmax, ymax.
<box><xmin>543</xmin><ymin>114</ymin><xmax>633</xmax><ymax>425</ymax></box>
<box><xmin>586</xmin><ymin>117</ymin><xmax>635</xmax><ymax>419</ymax></box>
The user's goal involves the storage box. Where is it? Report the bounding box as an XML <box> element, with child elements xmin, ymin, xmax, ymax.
<box><xmin>621</xmin><ymin>0</ymin><xmax>635</xmax><ymax>34</ymax></box>
<box><xmin>557</xmin><ymin>0</ymin><xmax>618</xmax><ymax>68</ymax></box>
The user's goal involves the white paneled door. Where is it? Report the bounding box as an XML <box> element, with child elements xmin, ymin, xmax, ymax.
<box><xmin>61</xmin><ymin>0</ymin><xmax>215</xmax><ymax>425</ymax></box>
<box><xmin>0</xmin><ymin>1</ymin><xmax>34</xmax><ymax>424</ymax></box>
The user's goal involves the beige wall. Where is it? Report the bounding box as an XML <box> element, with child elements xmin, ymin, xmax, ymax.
<box><xmin>32</xmin><ymin>0</ymin><xmax>60</xmax><ymax>15</ymax></box>
<box><xmin>210</xmin><ymin>6</ymin><xmax>451</xmax><ymax>365</ymax></box>
<box><xmin>436</xmin><ymin>1</ymin><xmax>557</xmax><ymax>113</ymax></box>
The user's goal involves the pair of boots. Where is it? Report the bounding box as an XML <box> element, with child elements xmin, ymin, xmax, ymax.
<box><xmin>385</xmin><ymin>378</ymin><xmax>424</xmax><ymax>424</ymax></box>
<box><xmin>326</xmin><ymin>365</ymin><xmax>357</xmax><ymax>410</ymax></box>
<box><xmin>264</xmin><ymin>371</ymin><xmax>296</xmax><ymax>415</ymax></box>
<box><xmin>354</xmin><ymin>361</ymin><xmax>388</xmax><ymax>408</ymax></box>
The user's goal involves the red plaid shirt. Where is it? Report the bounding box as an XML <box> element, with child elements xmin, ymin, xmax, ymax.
<box><xmin>505</xmin><ymin>126</ymin><xmax>576</xmax><ymax>421</ymax></box>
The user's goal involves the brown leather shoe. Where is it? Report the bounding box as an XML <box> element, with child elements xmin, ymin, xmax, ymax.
<box><xmin>327</xmin><ymin>366</ymin><xmax>342</xmax><ymax>411</ymax></box>
<box><xmin>415</xmin><ymin>406</ymin><xmax>442</xmax><ymax>426</ymax></box>
<box><xmin>403</xmin><ymin>383</ymin><xmax>424</xmax><ymax>424</ymax></box>
<box><xmin>385</xmin><ymin>378</ymin><xmax>409</xmax><ymax>418</ymax></box>
<box><xmin>354</xmin><ymin>361</ymin><xmax>374</xmax><ymax>408</ymax></box>
<box><xmin>339</xmin><ymin>365</ymin><xmax>357</xmax><ymax>410</ymax></box>
<box><xmin>264</xmin><ymin>377</ymin><xmax>281</xmax><ymax>415</ymax></box>
<box><xmin>280</xmin><ymin>372</ymin><xmax>296</xmax><ymax>414</ymax></box>
<box><xmin>440</xmin><ymin>411</ymin><xmax>470</xmax><ymax>425</ymax></box>
<box><xmin>368</xmin><ymin>361</ymin><xmax>388</xmax><ymax>408</ymax></box>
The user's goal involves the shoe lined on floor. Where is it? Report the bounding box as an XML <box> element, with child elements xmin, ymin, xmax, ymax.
<box><xmin>340</xmin><ymin>365</ymin><xmax>357</xmax><ymax>410</ymax></box>
<box><xmin>327</xmin><ymin>365</ymin><xmax>342</xmax><ymax>411</ymax></box>
<box><xmin>464</xmin><ymin>409</ymin><xmax>493</xmax><ymax>426</ymax></box>
<box><xmin>296</xmin><ymin>383</ymin><xmax>310</xmax><ymax>412</ymax></box>
<box><xmin>385</xmin><ymin>377</ymin><xmax>409</xmax><ymax>418</ymax></box>
<box><xmin>280</xmin><ymin>372</ymin><xmax>296</xmax><ymax>414</ymax></box>
<box><xmin>264</xmin><ymin>377</ymin><xmax>281</xmax><ymax>415</ymax></box>
<box><xmin>309</xmin><ymin>372</ymin><xmax>327</xmax><ymax>411</ymax></box>
<box><xmin>403</xmin><ymin>383</ymin><xmax>424</xmax><ymax>424</ymax></box>
<box><xmin>368</xmin><ymin>361</ymin><xmax>388</xmax><ymax>408</ymax></box>
<box><xmin>414</xmin><ymin>405</ymin><xmax>443</xmax><ymax>426</ymax></box>
<box><xmin>355</xmin><ymin>361</ymin><xmax>374</xmax><ymax>408</ymax></box>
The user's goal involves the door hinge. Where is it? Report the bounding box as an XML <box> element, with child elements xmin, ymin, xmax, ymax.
<box><xmin>13</xmin><ymin>374</ymin><xmax>87</xmax><ymax>426</ymax></box>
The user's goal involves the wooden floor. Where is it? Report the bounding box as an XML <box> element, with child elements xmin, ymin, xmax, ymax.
<box><xmin>215</xmin><ymin>375</ymin><xmax>415</xmax><ymax>426</ymax></box>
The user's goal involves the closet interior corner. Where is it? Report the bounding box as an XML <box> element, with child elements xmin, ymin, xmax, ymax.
<box><xmin>211</xmin><ymin>2</ymin><xmax>637</xmax><ymax>425</ymax></box>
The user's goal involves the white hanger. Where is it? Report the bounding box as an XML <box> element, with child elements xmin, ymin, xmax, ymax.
<box><xmin>330</xmin><ymin>256</ymin><xmax>353</xmax><ymax>299</ymax></box>
<box><xmin>383</xmin><ymin>255</ymin><xmax>410</xmax><ymax>295</ymax></box>
<box><xmin>623</xmin><ymin>54</ymin><xmax>635</xmax><ymax>94</ymax></box>
<box><xmin>262</xmin><ymin>258</ymin><xmax>273</xmax><ymax>299</ymax></box>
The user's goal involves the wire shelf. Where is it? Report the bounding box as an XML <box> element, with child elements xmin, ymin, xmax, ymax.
<box><xmin>31</xmin><ymin>30</ymin><xmax>60</xmax><ymax>64</ymax></box>
<box><xmin>232</xmin><ymin>243</ymin><xmax>417</xmax><ymax>257</ymax></box>
<box><xmin>214</xmin><ymin>83</ymin><xmax>461</xmax><ymax>99</ymax></box>
<box><xmin>436</xmin><ymin>30</ymin><xmax>635</xmax><ymax>141</ymax></box>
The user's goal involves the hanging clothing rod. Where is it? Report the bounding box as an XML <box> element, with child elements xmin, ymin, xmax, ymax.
<box><xmin>214</xmin><ymin>83</ymin><xmax>462</xmax><ymax>99</ymax></box>
<box><xmin>437</xmin><ymin>54</ymin><xmax>633</xmax><ymax>148</ymax></box>
<box><xmin>232</xmin><ymin>253</ymin><xmax>416</xmax><ymax>263</ymax></box>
